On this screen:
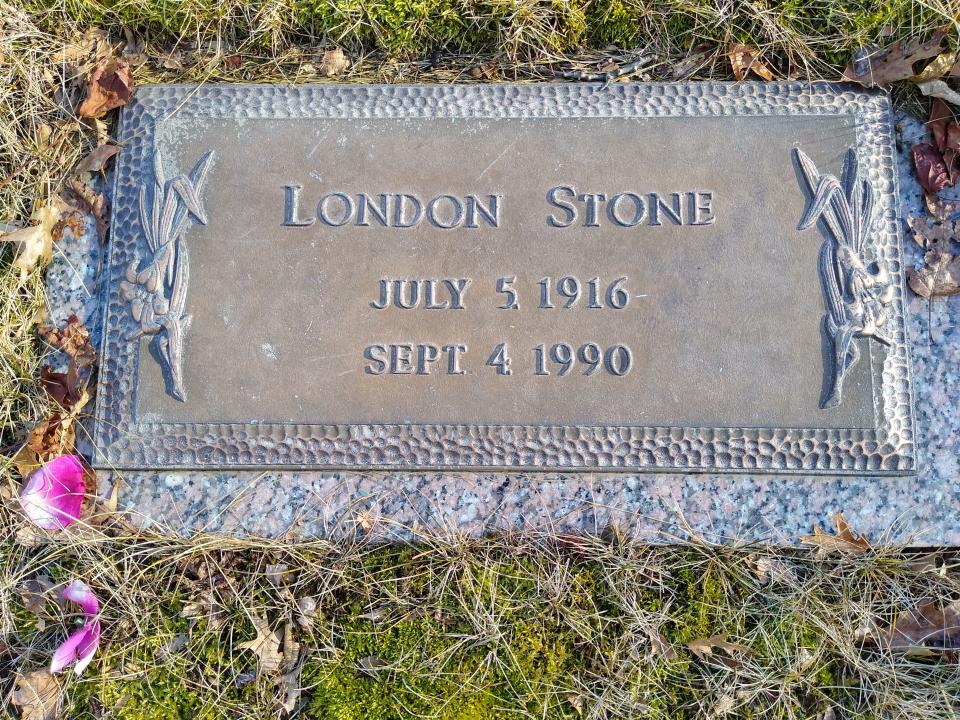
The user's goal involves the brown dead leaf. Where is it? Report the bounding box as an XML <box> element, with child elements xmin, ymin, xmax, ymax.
<box><xmin>19</xmin><ymin>575</ymin><xmax>59</xmax><ymax>631</ymax></box>
<box><xmin>0</xmin><ymin>204</ymin><xmax>59</xmax><ymax>279</ymax></box>
<box><xmin>238</xmin><ymin>614</ymin><xmax>284</xmax><ymax>676</ymax></box>
<box><xmin>77</xmin><ymin>59</ymin><xmax>134</xmax><ymax>119</ymax></box>
<box><xmin>319</xmin><ymin>48</ymin><xmax>350</xmax><ymax>77</ymax></box>
<box><xmin>727</xmin><ymin>44</ymin><xmax>774</xmax><ymax>81</ymax></box>
<box><xmin>873</xmin><ymin>599</ymin><xmax>960</xmax><ymax>653</ymax></box>
<box><xmin>912</xmin><ymin>50</ymin><xmax>958</xmax><ymax>82</ymax></box>
<box><xmin>687</xmin><ymin>635</ymin><xmax>752</xmax><ymax>662</ymax></box>
<box><xmin>648</xmin><ymin>627</ymin><xmax>678</xmax><ymax>659</ymax></box>
<box><xmin>38</xmin><ymin>314</ymin><xmax>97</xmax><ymax>368</ymax></box>
<box><xmin>906</xmin><ymin>212</ymin><xmax>960</xmax><ymax>299</ymax></box>
<box><xmin>913</xmin><ymin>143</ymin><xmax>953</xmax><ymax>195</ymax></box>
<box><xmin>40</xmin><ymin>364</ymin><xmax>84</xmax><ymax>409</ymax></box>
<box><xmin>843</xmin><ymin>30</ymin><xmax>947</xmax><ymax>87</ymax></box>
<box><xmin>909</xmin><ymin>251</ymin><xmax>960</xmax><ymax>298</ymax></box>
<box><xmin>223</xmin><ymin>54</ymin><xmax>242</xmax><ymax>70</ymax></box>
<box><xmin>27</xmin><ymin>412</ymin><xmax>74</xmax><ymax>457</ymax></box>
<box><xmin>53</xmin><ymin>210</ymin><xmax>86</xmax><ymax>244</ymax></box>
<box><xmin>10</xmin><ymin>670</ymin><xmax>62</xmax><ymax>720</ymax></box>
<box><xmin>801</xmin><ymin>513</ymin><xmax>871</xmax><ymax>555</ymax></box>
<box><xmin>74</xmin><ymin>143</ymin><xmax>119</xmax><ymax>174</ymax></box>
<box><xmin>469</xmin><ymin>61</ymin><xmax>498</xmax><ymax>80</ymax></box>
<box><xmin>60</xmin><ymin>178</ymin><xmax>108</xmax><ymax>241</ymax></box>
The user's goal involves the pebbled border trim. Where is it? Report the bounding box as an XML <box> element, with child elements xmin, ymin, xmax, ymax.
<box><xmin>93</xmin><ymin>82</ymin><xmax>916</xmax><ymax>473</ymax></box>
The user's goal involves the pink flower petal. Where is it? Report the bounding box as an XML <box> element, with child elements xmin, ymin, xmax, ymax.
<box><xmin>50</xmin><ymin>625</ymin><xmax>89</xmax><ymax>673</ymax></box>
<box><xmin>19</xmin><ymin>455</ymin><xmax>85</xmax><ymax>530</ymax></box>
<box><xmin>73</xmin><ymin>620</ymin><xmax>101</xmax><ymax>675</ymax></box>
<box><xmin>63</xmin><ymin>580</ymin><xmax>99</xmax><ymax>616</ymax></box>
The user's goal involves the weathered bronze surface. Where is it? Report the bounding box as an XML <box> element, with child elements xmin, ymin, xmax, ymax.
<box><xmin>94</xmin><ymin>83</ymin><xmax>916</xmax><ymax>472</ymax></box>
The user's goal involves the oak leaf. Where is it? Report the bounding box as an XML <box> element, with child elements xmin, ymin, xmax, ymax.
<box><xmin>842</xmin><ymin>30</ymin><xmax>947</xmax><ymax>87</ymax></box>
<box><xmin>10</xmin><ymin>670</ymin><xmax>62</xmax><ymax>720</ymax></box>
<box><xmin>77</xmin><ymin>59</ymin><xmax>134</xmax><ymax>119</ymax></box>
<box><xmin>0</xmin><ymin>205</ymin><xmax>59</xmax><ymax>279</ymax></box>
<box><xmin>238</xmin><ymin>614</ymin><xmax>284</xmax><ymax>676</ymax></box>
<box><xmin>801</xmin><ymin>513</ymin><xmax>871</xmax><ymax>555</ymax></box>
<box><xmin>727</xmin><ymin>44</ymin><xmax>774</xmax><ymax>81</ymax></box>
<box><xmin>872</xmin><ymin>599</ymin><xmax>960</xmax><ymax>654</ymax></box>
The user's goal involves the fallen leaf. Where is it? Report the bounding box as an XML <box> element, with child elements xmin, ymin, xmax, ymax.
<box><xmin>842</xmin><ymin>30</ymin><xmax>947</xmax><ymax>87</ymax></box>
<box><xmin>928</xmin><ymin>98</ymin><xmax>954</xmax><ymax>155</ymax></box>
<box><xmin>872</xmin><ymin>599</ymin><xmax>960</xmax><ymax>653</ymax></box>
<box><xmin>40</xmin><ymin>365</ymin><xmax>84</xmax><ymax>410</ymax></box>
<box><xmin>296</xmin><ymin>596</ymin><xmax>317</xmax><ymax>630</ymax></box>
<box><xmin>468</xmin><ymin>61</ymin><xmax>498</xmax><ymax>80</ymax></box>
<box><xmin>53</xmin><ymin>210</ymin><xmax>87</xmax><ymax>243</ymax></box>
<box><xmin>356</xmin><ymin>655</ymin><xmax>389</xmax><ymax>678</ymax></box>
<box><xmin>687</xmin><ymin>635</ymin><xmax>752</xmax><ymax>661</ymax></box>
<box><xmin>727</xmin><ymin>44</ymin><xmax>774</xmax><ymax>81</ymax></box>
<box><xmin>223</xmin><ymin>55</ymin><xmax>242</xmax><ymax>70</ymax></box>
<box><xmin>10</xmin><ymin>670</ymin><xmax>62</xmax><ymax>720</ymax></box>
<box><xmin>319</xmin><ymin>48</ymin><xmax>350</xmax><ymax>77</ymax></box>
<box><xmin>77</xmin><ymin>59</ymin><xmax>134</xmax><ymax>119</ymax></box>
<box><xmin>24</xmin><ymin>404</ymin><xmax>84</xmax><ymax>461</ymax></box>
<box><xmin>648</xmin><ymin>627</ymin><xmax>678</xmax><ymax>659</ymax></box>
<box><xmin>38</xmin><ymin>314</ymin><xmax>97</xmax><ymax>368</ymax></box>
<box><xmin>912</xmin><ymin>143</ymin><xmax>953</xmax><ymax>195</ymax></box>
<box><xmin>906</xmin><ymin>212</ymin><xmax>960</xmax><ymax>299</ymax></box>
<box><xmin>279</xmin><ymin>661</ymin><xmax>303</xmax><ymax>714</ymax></box>
<box><xmin>158</xmin><ymin>633</ymin><xmax>189</xmax><ymax>660</ymax></box>
<box><xmin>0</xmin><ymin>205</ymin><xmax>59</xmax><ymax>279</ymax></box>
<box><xmin>265</xmin><ymin>564</ymin><xmax>289</xmax><ymax>587</ymax></box>
<box><xmin>917</xmin><ymin>79</ymin><xmax>960</xmax><ymax>108</ymax></box>
<box><xmin>60</xmin><ymin>178</ymin><xmax>108</xmax><ymax>241</ymax></box>
<box><xmin>801</xmin><ymin>513</ymin><xmax>871</xmax><ymax>555</ymax></box>
<box><xmin>74</xmin><ymin>143</ymin><xmax>119</xmax><ymax>174</ymax></box>
<box><xmin>356</xmin><ymin>506</ymin><xmax>378</xmax><ymax>532</ymax></box>
<box><xmin>238</xmin><ymin>614</ymin><xmax>284</xmax><ymax>676</ymax></box>
<box><xmin>180</xmin><ymin>590</ymin><xmax>228</xmax><ymax>631</ymax></box>
<box><xmin>19</xmin><ymin>575</ymin><xmax>56</xmax><ymax>630</ymax></box>
<box><xmin>912</xmin><ymin>50</ymin><xmax>958</xmax><ymax>82</ymax></box>
<box><xmin>909</xmin><ymin>251</ymin><xmax>960</xmax><ymax>298</ymax></box>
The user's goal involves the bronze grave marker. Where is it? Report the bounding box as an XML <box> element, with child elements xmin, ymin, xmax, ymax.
<box><xmin>93</xmin><ymin>83</ymin><xmax>915</xmax><ymax>473</ymax></box>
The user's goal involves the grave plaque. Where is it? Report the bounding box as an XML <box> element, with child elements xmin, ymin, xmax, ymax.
<box><xmin>93</xmin><ymin>82</ymin><xmax>915</xmax><ymax>473</ymax></box>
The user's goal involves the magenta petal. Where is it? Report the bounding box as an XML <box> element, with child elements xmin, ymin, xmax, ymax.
<box><xmin>19</xmin><ymin>455</ymin><xmax>86</xmax><ymax>530</ymax></box>
<box><xmin>50</xmin><ymin>626</ymin><xmax>89</xmax><ymax>673</ymax></box>
<box><xmin>50</xmin><ymin>621</ymin><xmax>100</xmax><ymax>675</ymax></box>
<box><xmin>73</xmin><ymin>620</ymin><xmax>101</xmax><ymax>675</ymax></box>
<box><xmin>63</xmin><ymin>580</ymin><xmax>99</xmax><ymax>616</ymax></box>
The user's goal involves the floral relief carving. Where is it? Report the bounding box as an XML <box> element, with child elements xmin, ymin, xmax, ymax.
<box><xmin>120</xmin><ymin>148</ymin><xmax>213</xmax><ymax>401</ymax></box>
<box><xmin>794</xmin><ymin>146</ymin><xmax>894</xmax><ymax>409</ymax></box>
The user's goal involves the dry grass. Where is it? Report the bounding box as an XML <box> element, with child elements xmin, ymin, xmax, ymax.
<box><xmin>4</xmin><ymin>510</ymin><xmax>960</xmax><ymax>718</ymax></box>
<box><xmin>1</xmin><ymin>1</ymin><xmax>960</xmax><ymax>718</ymax></box>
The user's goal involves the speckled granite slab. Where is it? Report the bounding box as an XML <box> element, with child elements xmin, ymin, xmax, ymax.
<box><xmin>52</xmin><ymin>86</ymin><xmax>960</xmax><ymax>543</ymax></box>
